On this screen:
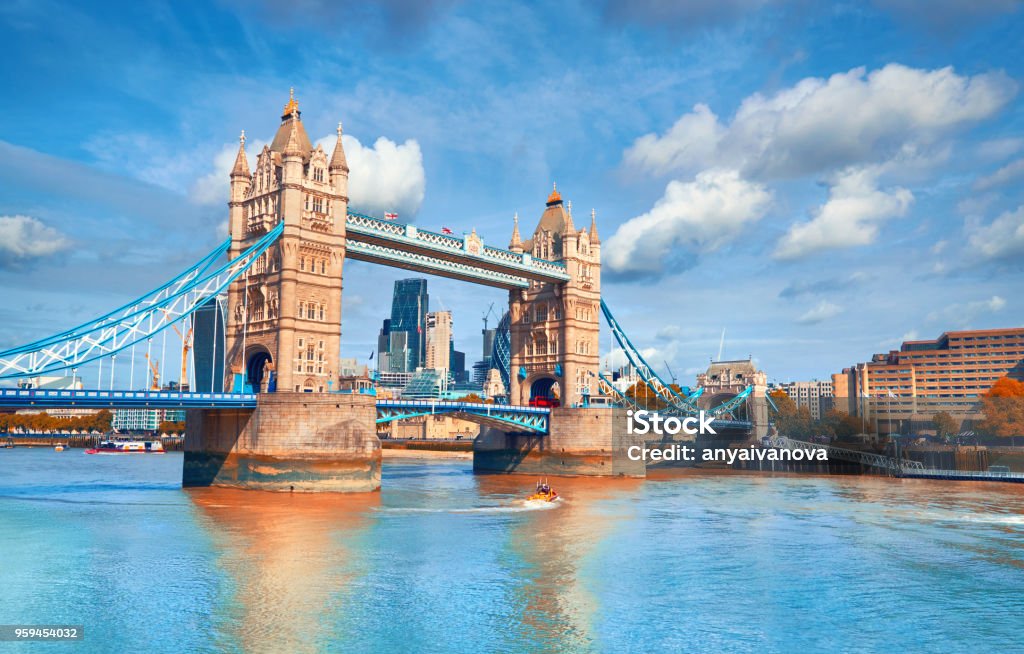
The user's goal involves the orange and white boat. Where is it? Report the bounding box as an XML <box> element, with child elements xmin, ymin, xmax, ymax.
<box><xmin>526</xmin><ymin>479</ymin><xmax>558</xmax><ymax>502</ymax></box>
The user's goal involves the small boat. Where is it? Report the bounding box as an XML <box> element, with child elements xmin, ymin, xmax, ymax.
<box><xmin>526</xmin><ymin>479</ymin><xmax>559</xmax><ymax>502</ymax></box>
<box><xmin>85</xmin><ymin>440</ymin><xmax>165</xmax><ymax>455</ymax></box>
<box><xmin>54</xmin><ymin>444</ymin><xmax>65</xmax><ymax>452</ymax></box>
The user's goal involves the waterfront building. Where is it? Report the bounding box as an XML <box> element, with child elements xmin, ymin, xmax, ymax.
<box><xmin>389</xmin><ymin>279</ymin><xmax>429</xmax><ymax>372</ymax></box>
<box><xmin>113</xmin><ymin>408</ymin><xmax>162</xmax><ymax>432</ymax></box>
<box><xmin>425</xmin><ymin>311</ymin><xmax>453</xmax><ymax>371</ymax></box>
<box><xmin>833</xmin><ymin>327</ymin><xmax>1024</xmax><ymax>430</ymax></box>
<box><xmin>16</xmin><ymin>407</ymin><xmax>100</xmax><ymax>420</ymax></box>
<box><xmin>769</xmin><ymin>380</ymin><xmax>834</xmax><ymax>420</ymax></box>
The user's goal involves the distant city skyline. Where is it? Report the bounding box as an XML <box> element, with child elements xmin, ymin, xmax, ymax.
<box><xmin>0</xmin><ymin>2</ymin><xmax>1022</xmax><ymax>384</ymax></box>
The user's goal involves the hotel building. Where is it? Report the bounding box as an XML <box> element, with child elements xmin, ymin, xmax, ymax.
<box><xmin>833</xmin><ymin>327</ymin><xmax>1024</xmax><ymax>430</ymax></box>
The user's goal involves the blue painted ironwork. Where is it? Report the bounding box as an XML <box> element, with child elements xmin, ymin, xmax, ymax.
<box><xmin>599</xmin><ymin>300</ymin><xmax>701</xmax><ymax>414</ymax></box>
<box><xmin>708</xmin><ymin>385</ymin><xmax>753</xmax><ymax>418</ymax></box>
<box><xmin>0</xmin><ymin>223</ymin><xmax>284</xmax><ymax>380</ymax></box>
<box><xmin>0</xmin><ymin>388</ymin><xmax>257</xmax><ymax>409</ymax></box>
<box><xmin>345</xmin><ymin>212</ymin><xmax>570</xmax><ymax>287</ymax></box>
<box><xmin>589</xmin><ymin>370</ymin><xmax>640</xmax><ymax>409</ymax></box>
<box><xmin>376</xmin><ymin>399</ymin><xmax>549</xmax><ymax>433</ymax></box>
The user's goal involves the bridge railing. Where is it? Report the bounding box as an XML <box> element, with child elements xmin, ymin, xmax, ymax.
<box><xmin>346</xmin><ymin>212</ymin><xmax>568</xmax><ymax>280</ymax></box>
<box><xmin>774</xmin><ymin>436</ymin><xmax>925</xmax><ymax>472</ymax></box>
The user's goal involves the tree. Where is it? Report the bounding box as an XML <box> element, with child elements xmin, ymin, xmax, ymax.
<box><xmin>158</xmin><ymin>420</ymin><xmax>186</xmax><ymax>434</ymax></box>
<box><xmin>769</xmin><ymin>389</ymin><xmax>815</xmax><ymax>438</ymax></box>
<box><xmin>976</xmin><ymin>377</ymin><xmax>1024</xmax><ymax>446</ymax></box>
<box><xmin>932</xmin><ymin>411</ymin><xmax>958</xmax><ymax>443</ymax></box>
<box><xmin>821</xmin><ymin>408</ymin><xmax>862</xmax><ymax>440</ymax></box>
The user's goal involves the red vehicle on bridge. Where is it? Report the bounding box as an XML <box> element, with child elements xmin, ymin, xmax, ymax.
<box><xmin>529</xmin><ymin>396</ymin><xmax>560</xmax><ymax>408</ymax></box>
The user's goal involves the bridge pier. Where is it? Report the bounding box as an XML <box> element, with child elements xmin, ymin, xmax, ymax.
<box><xmin>183</xmin><ymin>393</ymin><xmax>381</xmax><ymax>492</ymax></box>
<box><xmin>473</xmin><ymin>408</ymin><xmax>646</xmax><ymax>477</ymax></box>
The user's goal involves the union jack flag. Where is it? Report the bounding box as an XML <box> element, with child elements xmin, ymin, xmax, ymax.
<box><xmin>441</xmin><ymin>226</ymin><xmax>454</xmax><ymax>235</ymax></box>
<box><xmin>383</xmin><ymin>212</ymin><xmax>398</xmax><ymax>220</ymax></box>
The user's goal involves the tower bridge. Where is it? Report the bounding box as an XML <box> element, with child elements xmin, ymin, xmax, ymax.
<box><xmin>0</xmin><ymin>91</ymin><xmax>769</xmax><ymax>491</ymax></box>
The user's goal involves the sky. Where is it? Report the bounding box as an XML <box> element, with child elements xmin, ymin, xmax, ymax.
<box><xmin>0</xmin><ymin>0</ymin><xmax>1022</xmax><ymax>386</ymax></box>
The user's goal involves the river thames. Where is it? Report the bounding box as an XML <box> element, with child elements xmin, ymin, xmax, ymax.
<box><xmin>1</xmin><ymin>449</ymin><xmax>1022</xmax><ymax>653</ymax></box>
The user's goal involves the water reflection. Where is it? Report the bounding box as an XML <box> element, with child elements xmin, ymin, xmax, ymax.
<box><xmin>188</xmin><ymin>488</ymin><xmax>379</xmax><ymax>654</ymax></box>
<box><xmin>475</xmin><ymin>475</ymin><xmax>643</xmax><ymax>652</ymax></box>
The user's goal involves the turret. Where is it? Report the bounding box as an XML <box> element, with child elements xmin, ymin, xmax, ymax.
<box><xmin>509</xmin><ymin>212</ymin><xmax>522</xmax><ymax>253</ymax></box>
<box><xmin>329</xmin><ymin>122</ymin><xmax>349</xmax><ymax>202</ymax></box>
<box><xmin>229</xmin><ymin>130</ymin><xmax>250</xmax><ymax>239</ymax></box>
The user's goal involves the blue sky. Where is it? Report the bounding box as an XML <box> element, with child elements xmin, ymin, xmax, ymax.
<box><xmin>1</xmin><ymin>0</ymin><xmax>1022</xmax><ymax>385</ymax></box>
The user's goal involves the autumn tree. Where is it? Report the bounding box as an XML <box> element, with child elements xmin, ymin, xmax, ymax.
<box><xmin>931</xmin><ymin>411</ymin><xmax>959</xmax><ymax>443</ymax></box>
<box><xmin>976</xmin><ymin>377</ymin><xmax>1024</xmax><ymax>446</ymax></box>
<box><xmin>769</xmin><ymin>389</ymin><xmax>815</xmax><ymax>438</ymax></box>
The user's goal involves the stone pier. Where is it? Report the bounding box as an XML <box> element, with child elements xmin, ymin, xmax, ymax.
<box><xmin>183</xmin><ymin>393</ymin><xmax>381</xmax><ymax>492</ymax></box>
<box><xmin>473</xmin><ymin>408</ymin><xmax>646</xmax><ymax>478</ymax></box>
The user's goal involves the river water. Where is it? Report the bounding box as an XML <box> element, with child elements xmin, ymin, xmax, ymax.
<box><xmin>1</xmin><ymin>449</ymin><xmax>1022</xmax><ymax>653</ymax></box>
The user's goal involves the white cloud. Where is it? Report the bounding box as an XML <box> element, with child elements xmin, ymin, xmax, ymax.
<box><xmin>605</xmin><ymin>169</ymin><xmax>771</xmax><ymax>276</ymax></box>
<box><xmin>974</xmin><ymin>158</ymin><xmax>1024</xmax><ymax>191</ymax></box>
<box><xmin>191</xmin><ymin>133</ymin><xmax>426</xmax><ymax>219</ymax></box>
<box><xmin>318</xmin><ymin>134</ymin><xmax>426</xmax><ymax>219</ymax></box>
<box><xmin>966</xmin><ymin>205</ymin><xmax>1024</xmax><ymax>261</ymax></box>
<box><xmin>774</xmin><ymin>166</ymin><xmax>913</xmax><ymax>260</ymax></box>
<box><xmin>192</xmin><ymin>137</ymin><xmax>270</xmax><ymax>206</ymax></box>
<box><xmin>624</xmin><ymin>64</ymin><xmax>1016</xmax><ymax>179</ymax></box>
<box><xmin>0</xmin><ymin>215</ymin><xmax>72</xmax><ymax>269</ymax></box>
<box><xmin>927</xmin><ymin>295</ymin><xmax>1006</xmax><ymax>325</ymax></box>
<box><xmin>796</xmin><ymin>301</ymin><xmax>843</xmax><ymax>325</ymax></box>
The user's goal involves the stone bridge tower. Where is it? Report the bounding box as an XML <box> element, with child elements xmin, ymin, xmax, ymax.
<box><xmin>507</xmin><ymin>186</ymin><xmax>602</xmax><ymax>407</ymax></box>
<box><xmin>224</xmin><ymin>90</ymin><xmax>348</xmax><ymax>393</ymax></box>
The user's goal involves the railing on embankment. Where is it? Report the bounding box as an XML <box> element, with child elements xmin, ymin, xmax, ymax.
<box><xmin>1</xmin><ymin>434</ymin><xmax>185</xmax><ymax>450</ymax></box>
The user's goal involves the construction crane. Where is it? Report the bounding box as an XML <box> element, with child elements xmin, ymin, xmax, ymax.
<box><xmin>144</xmin><ymin>354</ymin><xmax>160</xmax><ymax>390</ymax></box>
<box><xmin>482</xmin><ymin>302</ymin><xmax>497</xmax><ymax>330</ymax></box>
<box><xmin>159</xmin><ymin>308</ymin><xmax>195</xmax><ymax>388</ymax></box>
<box><xmin>663</xmin><ymin>359</ymin><xmax>678</xmax><ymax>385</ymax></box>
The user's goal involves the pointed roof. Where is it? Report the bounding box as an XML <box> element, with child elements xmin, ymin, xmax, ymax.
<box><xmin>330</xmin><ymin>122</ymin><xmax>349</xmax><ymax>172</ymax></box>
<box><xmin>509</xmin><ymin>212</ymin><xmax>522</xmax><ymax>251</ymax></box>
<box><xmin>231</xmin><ymin>130</ymin><xmax>250</xmax><ymax>178</ymax></box>
<box><xmin>532</xmin><ymin>183</ymin><xmax>571</xmax><ymax>238</ymax></box>
<box><xmin>564</xmin><ymin>199</ymin><xmax>575</xmax><ymax>234</ymax></box>
<box><xmin>270</xmin><ymin>89</ymin><xmax>313</xmax><ymax>159</ymax></box>
<box><xmin>589</xmin><ymin>208</ymin><xmax>600</xmax><ymax>244</ymax></box>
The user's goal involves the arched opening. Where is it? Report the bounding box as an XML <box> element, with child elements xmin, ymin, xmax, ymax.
<box><xmin>529</xmin><ymin>377</ymin><xmax>560</xmax><ymax>407</ymax></box>
<box><xmin>246</xmin><ymin>349</ymin><xmax>273</xmax><ymax>393</ymax></box>
<box><xmin>702</xmin><ymin>392</ymin><xmax>747</xmax><ymax>420</ymax></box>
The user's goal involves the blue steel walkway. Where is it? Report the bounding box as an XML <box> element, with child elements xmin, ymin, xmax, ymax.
<box><xmin>0</xmin><ymin>389</ymin><xmax>552</xmax><ymax>434</ymax></box>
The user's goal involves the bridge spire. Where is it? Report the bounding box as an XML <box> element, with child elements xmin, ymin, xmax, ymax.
<box><xmin>589</xmin><ymin>208</ymin><xmax>600</xmax><ymax>244</ymax></box>
<box><xmin>231</xmin><ymin>130</ymin><xmax>250</xmax><ymax>178</ymax></box>
<box><xmin>329</xmin><ymin>121</ymin><xmax>349</xmax><ymax>172</ymax></box>
<box><xmin>509</xmin><ymin>212</ymin><xmax>522</xmax><ymax>252</ymax></box>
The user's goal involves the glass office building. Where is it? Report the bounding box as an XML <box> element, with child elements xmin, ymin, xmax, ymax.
<box><xmin>389</xmin><ymin>279</ymin><xmax>429</xmax><ymax>372</ymax></box>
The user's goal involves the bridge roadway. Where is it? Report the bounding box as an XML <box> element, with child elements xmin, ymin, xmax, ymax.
<box><xmin>0</xmin><ymin>389</ymin><xmax>551</xmax><ymax>434</ymax></box>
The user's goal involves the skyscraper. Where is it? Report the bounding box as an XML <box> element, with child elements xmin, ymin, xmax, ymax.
<box><xmin>376</xmin><ymin>318</ymin><xmax>391</xmax><ymax>373</ymax></box>
<box><xmin>425</xmin><ymin>311</ymin><xmax>452</xmax><ymax>371</ymax></box>
<box><xmin>388</xmin><ymin>279</ymin><xmax>429</xmax><ymax>372</ymax></box>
